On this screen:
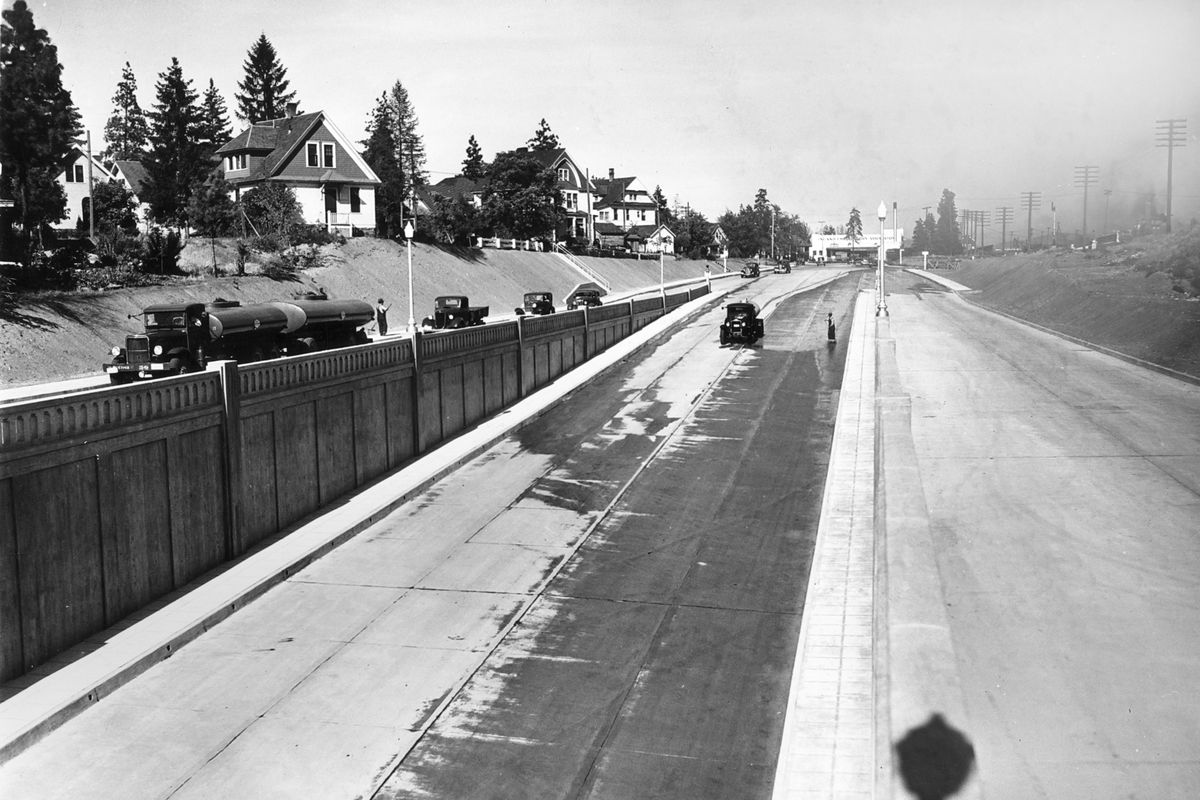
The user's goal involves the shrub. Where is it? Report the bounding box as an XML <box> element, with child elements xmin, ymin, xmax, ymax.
<box><xmin>291</xmin><ymin>223</ymin><xmax>342</xmax><ymax>247</ymax></box>
<box><xmin>140</xmin><ymin>226</ymin><xmax>184</xmax><ymax>274</ymax></box>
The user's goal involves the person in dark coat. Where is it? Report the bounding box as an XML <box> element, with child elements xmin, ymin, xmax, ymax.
<box><xmin>826</xmin><ymin>311</ymin><xmax>836</xmax><ymax>343</ymax></box>
<box><xmin>376</xmin><ymin>298</ymin><xmax>390</xmax><ymax>336</ymax></box>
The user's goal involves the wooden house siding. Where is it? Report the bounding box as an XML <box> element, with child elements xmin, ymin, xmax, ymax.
<box><xmin>274</xmin><ymin>123</ymin><xmax>372</xmax><ymax>183</ymax></box>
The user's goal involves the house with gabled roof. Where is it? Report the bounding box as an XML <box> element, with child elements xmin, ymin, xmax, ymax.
<box><xmin>52</xmin><ymin>145</ymin><xmax>117</xmax><ymax>232</ymax></box>
<box><xmin>519</xmin><ymin>147</ymin><xmax>594</xmax><ymax>243</ymax></box>
<box><xmin>592</xmin><ymin>169</ymin><xmax>659</xmax><ymax>232</ymax></box>
<box><xmin>216</xmin><ymin>104</ymin><xmax>380</xmax><ymax>235</ymax></box>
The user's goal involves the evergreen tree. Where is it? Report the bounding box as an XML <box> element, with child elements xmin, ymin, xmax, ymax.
<box><xmin>462</xmin><ymin>134</ymin><xmax>485</xmax><ymax>181</ymax></box>
<box><xmin>652</xmin><ymin>185</ymin><xmax>669</xmax><ymax>225</ymax></box>
<box><xmin>933</xmin><ymin>189</ymin><xmax>963</xmax><ymax>255</ymax></box>
<box><xmin>235</xmin><ymin>34</ymin><xmax>296</xmax><ymax>123</ymax></box>
<box><xmin>102</xmin><ymin>62</ymin><xmax>150</xmax><ymax>162</ymax></box>
<box><xmin>846</xmin><ymin>207</ymin><xmax>863</xmax><ymax>244</ymax></box>
<box><xmin>144</xmin><ymin>57</ymin><xmax>205</xmax><ymax>223</ymax></box>
<box><xmin>360</xmin><ymin>92</ymin><xmax>405</xmax><ymax>237</ymax></box>
<box><xmin>527</xmin><ymin>118</ymin><xmax>560</xmax><ymax>151</ymax></box>
<box><xmin>911</xmin><ymin>218</ymin><xmax>930</xmax><ymax>252</ymax></box>
<box><xmin>196</xmin><ymin>79</ymin><xmax>232</xmax><ymax>153</ymax></box>
<box><xmin>0</xmin><ymin>0</ymin><xmax>82</xmax><ymax>256</ymax></box>
<box><xmin>390</xmin><ymin>81</ymin><xmax>426</xmax><ymax>191</ymax></box>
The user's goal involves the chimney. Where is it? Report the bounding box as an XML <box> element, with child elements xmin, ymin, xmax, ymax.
<box><xmin>608</xmin><ymin>168</ymin><xmax>614</xmax><ymax>180</ymax></box>
<box><xmin>285</xmin><ymin>102</ymin><xmax>298</xmax><ymax>119</ymax></box>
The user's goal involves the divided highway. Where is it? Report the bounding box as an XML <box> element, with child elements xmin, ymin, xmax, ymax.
<box><xmin>0</xmin><ymin>268</ymin><xmax>865</xmax><ymax>799</ymax></box>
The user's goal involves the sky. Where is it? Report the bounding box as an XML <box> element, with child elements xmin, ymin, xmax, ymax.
<box><xmin>18</xmin><ymin>0</ymin><xmax>1200</xmax><ymax>241</ymax></box>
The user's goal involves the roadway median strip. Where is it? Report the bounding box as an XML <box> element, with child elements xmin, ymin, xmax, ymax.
<box><xmin>0</xmin><ymin>285</ymin><xmax>737</xmax><ymax>763</ymax></box>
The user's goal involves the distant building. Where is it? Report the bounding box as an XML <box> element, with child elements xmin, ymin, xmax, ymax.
<box><xmin>809</xmin><ymin>228</ymin><xmax>904</xmax><ymax>262</ymax></box>
<box><xmin>592</xmin><ymin>169</ymin><xmax>659</xmax><ymax>231</ymax></box>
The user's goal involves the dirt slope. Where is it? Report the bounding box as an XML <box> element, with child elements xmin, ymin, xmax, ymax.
<box><xmin>945</xmin><ymin>239</ymin><xmax>1200</xmax><ymax>378</ymax></box>
<box><xmin>0</xmin><ymin>239</ymin><xmax>724</xmax><ymax>387</ymax></box>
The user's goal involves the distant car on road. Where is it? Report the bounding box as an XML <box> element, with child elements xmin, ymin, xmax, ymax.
<box><xmin>740</xmin><ymin>261</ymin><xmax>760</xmax><ymax>278</ymax></box>
<box><xmin>520</xmin><ymin>291</ymin><xmax>555</xmax><ymax>315</ymax></box>
<box><xmin>719</xmin><ymin>301</ymin><xmax>764</xmax><ymax>345</ymax></box>
<box><xmin>773</xmin><ymin>261</ymin><xmax>791</xmax><ymax>274</ymax></box>
<box><xmin>566</xmin><ymin>289</ymin><xmax>603</xmax><ymax>310</ymax></box>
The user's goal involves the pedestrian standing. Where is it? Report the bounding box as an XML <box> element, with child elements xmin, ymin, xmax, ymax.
<box><xmin>376</xmin><ymin>298</ymin><xmax>390</xmax><ymax>336</ymax></box>
<box><xmin>827</xmin><ymin>312</ymin><xmax>836</xmax><ymax>343</ymax></box>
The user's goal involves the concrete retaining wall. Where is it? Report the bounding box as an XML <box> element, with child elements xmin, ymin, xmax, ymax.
<box><xmin>0</xmin><ymin>286</ymin><xmax>708</xmax><ymax>681</ymax></box>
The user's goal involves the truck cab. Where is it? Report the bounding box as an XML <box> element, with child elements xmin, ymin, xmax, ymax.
<box><xmin>105</xmin><ymin>303</ymin><xmax>211</xmax><ymax>383</ymax></box>
<box><xmin>423</xmin><ymin>296</ymin><xmax>489</xmax><ymax>329</ymax></box>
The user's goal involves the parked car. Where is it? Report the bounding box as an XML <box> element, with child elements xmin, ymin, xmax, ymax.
<box><xmin>719</xmin><ymin>301</ymin><xmax>764</xmax><ymax>345</ymax></box>
<box><xmin>521</xmin><ymin>291</ymin><xmax>555</xmax><ymax>315</ymax></box>
<box><xmin>740</xmin><ymin>261</ymin><xmax>760</xmax><ymax>278</ymax></box>
<box><xmin>422</xmin><ymin>296</ymin><xmax>489</xmax><ymax>329</ymax></box>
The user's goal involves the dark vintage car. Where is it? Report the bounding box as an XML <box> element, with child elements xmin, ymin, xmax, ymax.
<box><xmin>740</xmin><ymin>261</ymin><xmax>760</xmax><ymax>278</ymax></box>
<box><xmin>566</xmin><ymin>288</ymin><xmax>603</xmax><ymax>310</ymax></box>
<box><xmin>773</xmin><ymin>261</ymin><xmax>792</xmax><ymax>274</ymax></box>
<box><xmin>719</xmin><ymin>301</ymin><xmax>764</xmax><ymax>345</ymax></box>
<box><xmin>520</xmin><ymin>291</ymin><xmax>556</xmax><ymax>315</ymax></box>
<box><xmin>422</xmin><ymin>295</ymin><xmax>489</xmax><ymax>329</ymax></box>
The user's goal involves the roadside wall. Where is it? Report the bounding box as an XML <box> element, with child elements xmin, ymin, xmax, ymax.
<box><xmin>0</xmin><ymin>286</ymin><xmax>711</xmax><ymax>681</ymax></box>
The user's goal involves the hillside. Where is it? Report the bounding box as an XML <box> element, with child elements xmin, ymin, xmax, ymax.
<box><xmin>0</xmin><ymin>239</ymin><xmax>724</xmax><ymax>387</ymax></box>
<box><xmin>944</xmin><ymin>232</ymin><xmax>1200</xmax><ymax>378</ymax></box>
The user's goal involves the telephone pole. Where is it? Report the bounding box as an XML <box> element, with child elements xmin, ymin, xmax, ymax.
<box><xmin>1020</xmin><ymin>191</ymin><xmax>1041</xmax><ymax>249</ymax></box>
<box><xmin>976</xmin><ymin>210</ymin><xmax>990</xmax><ymax>248</ymax></box>
<box><xmin>1074</xmin><ymin>165</ymin><xmax>1099</xmax><ymax>240</ymax></box>
<box><xmin>1102</xmin><ymin>189</ymin><xmax>1112</xmax><ymax>233</ymax></box>
<box><xmin>996</xmin><ymin>206</ymin><xmax>1014</xmax><ymax>252</ymax></box>
<box><xmin>1156</xmin><ymin>118</ymin><xmax>1187</xmax><ymax>233</ymax></box>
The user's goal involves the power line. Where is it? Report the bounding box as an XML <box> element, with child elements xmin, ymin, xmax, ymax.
<box><xmin>996</xmin><ymin>206</ymin><xmax>1014</xmax><ymax>251</ymax></box>
<box><xmin>1020</xmin><ymin>191</ymin><xmax>1041</xmax><ymax>247</ymax></box>
<box><xmin>1156</xmin><ymin>118</ymin><xmax>1187</xmax><ymax>233</ymax></box>
<box><xmin>1074</xmin><ymin>165</ymin><xmax>1099</xmax><ymax>238</ymax></box>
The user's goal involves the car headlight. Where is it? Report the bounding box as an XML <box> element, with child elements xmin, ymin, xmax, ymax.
<box><xmin>153</xmin><ymin>345</ymin><xmax>164</xmax><ymax>356</ymax></box>
<box><xmin>111</xmin><ymin>346</ymin><xmax>121</xmax><ymax>356</ymax></box>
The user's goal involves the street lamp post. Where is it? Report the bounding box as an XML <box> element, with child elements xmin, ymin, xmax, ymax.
<box><xmin>404</xmin><ymin>220</ymin><xmax>416</xmax><ymax>333</ymax></box>
<box><xmin>659</xmin><ymin>245</ymin><xmax>665</xmax><ymax>298</ymax></box>
<box><xmin>877</xmin><ymin>201</ymin><xmax>888</xmax><ymax>316</ymax></box>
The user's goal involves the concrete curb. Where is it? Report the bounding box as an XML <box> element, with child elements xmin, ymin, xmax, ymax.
<box><xmin>874</xmin><ymin>317</ymin><xmax>982</xmax><ymax>800</ymax></box>
<box><xmin>0</xmin><ymin>286</ymin><xmax>739</xmax><ymax>763</ymax></box>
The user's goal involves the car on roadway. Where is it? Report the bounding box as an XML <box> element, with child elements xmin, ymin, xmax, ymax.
<box><xmin>719</xmin><ymin>301</ymin><xmax>764</xmax><ymax>345</ymax></box>
<box><xmin>566</xmin><ymin>288</ymin><xmax>603</xmax><ymax>310</ymax></box>
<box><xmin>740</xmin><ymin>261</ymin><xmax>760</xmax><ymax>278</ymax></box>
<box><xmin>520</xmin><ymin>291</ymin><xmax>556</xmax><ymax>315</ymax></box>
<box><xmin>773</xmin><ymin>261</ymin><xmax>791</xmax><ymax>274</ymax></box>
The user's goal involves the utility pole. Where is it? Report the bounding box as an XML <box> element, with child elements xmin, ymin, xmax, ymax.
<box><xmin>976</xmin><ymin>210</ymin><xmax>990</xmax><ymax>248</ymax></box>
<box><xmin>1020</xmin><ymin>191</ymin><xmax>1041</xmax><ymax>249</ymax></box>
<box><xmin>1074</xmin><ymin>165</ymin><xmax>1099</xmax><ymax>241</ymax></box>
<box><xmin>1156</xmin><ymin>118</ymin><xmax>1187</xmax><ymax>233</ymax></box>
<box><xmin>996</xmin><ymin>206</ymin><xmax>1013</xmax><ymax>252</ymax></box>
<box><xmin>1102</xmin><ymin>189</ymin><xmax>1112</xmax><ymax>234</ymax></box>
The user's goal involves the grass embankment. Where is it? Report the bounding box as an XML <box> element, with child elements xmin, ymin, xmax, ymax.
<box><xmin>0</xmin><ymin>238</ymin><xmax>723</xmax><ymax>387</ymax></box>
<box><xmin>944</xmin><ymin>233</ymin><xmax>1200</xmax><ymax>378</ymax></box>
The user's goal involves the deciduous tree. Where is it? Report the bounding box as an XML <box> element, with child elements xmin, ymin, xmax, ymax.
<box><xmin>102</xmin><ymin>62</ymin><xmax>150</xmax><ymax>162</ymax></box>
<box><xmin>480</xmin><ymin>150</ymin><xmax>562</xmax><ymax>240</ymax></box>
<box><xmin>0</xmin><ymin>0</ymin><xmax>82</xmax><ymax>257</ymax></box>
<box><xmin>235</xmin><ymin>34</ymin><xmax>296</xmax><ymax>123</ymax></box>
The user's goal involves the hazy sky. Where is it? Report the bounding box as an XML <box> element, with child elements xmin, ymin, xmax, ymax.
<box><xmin>21</xmin><ymin>0</ymin><xmax>1200</xmax><ymax>239</ymax></box>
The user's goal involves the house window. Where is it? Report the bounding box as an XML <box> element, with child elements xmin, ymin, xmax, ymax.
<box><xmin>350</xmin><ymin>187</ymin><xmax>361</xmax><ymax>213</ymax></box>
<box><xmin>67</xmin><ymin>164</ymin><xmax>84</xmax><ymax>182</ymax></box>
<box><xmin>307</xmin><ymin>141</ymin><xmax>335</xmax><ymax>168</ymax></box>
<box><xmin>565</xmin><ymin>192</ymin><xmax>577</xmax><ymax>211</ymax></box>
<box><xmin>638</xmin><ymin>210</ymin><xmax>646</xmax><ymax>221</ymax></box>
<box><xmin>558</xmin><ymin>166</ymin><xmax>569</xmax><ymax>182</ymax></box>
<box><xmin>225</xmin><ymin>154</ymin><xmax>247</xmax><ymax>171</ymax></box>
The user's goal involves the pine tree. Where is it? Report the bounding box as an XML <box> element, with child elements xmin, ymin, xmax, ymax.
<box><xmin>389</xmin><ymin>81</ymin><xmax>426</xmax><ymax>191</ymax></box>
<box><xmin>196</xmin><ymin>79</ymin><xmax>232</xmax><ymax>153</ymax></box>
<box><xmin>933</xmin><ymin>189</ymin><xmax>963</xmax><ymax>255</ymax></box>
<box><xmin>144</xmin><ymin>57</ymin><xmax>205</xmax><ymax>224</ymax></box>
<box><xmin>462</xmin><ymin>134</ymin><xmax>484</xmax><ymax>181</ymax></box>
<box><xmin>846</xmin><ymin>207</ymin><xmax>863</xmax><ymax>243</ymax></box>
<box><xmin>102</xmin><ymin>62</ymin><xmax>150</xmax><ymax>162</ymax></box>
<box><xmin>527</xmin><ymin>118</ymin><xmax>560</xmax><ymax>151</ymax></box>
<box><xmin>360</xmin><ymin>93</ymin><xmax>405</xmax><ymax>237</ymax></box>
<box><xmin>0</xmin><ymin>0</ymin><xmax>82</xmax><ymax>255</ymax></box>
<box><xmin>235</xmin><ymin>34</ymin><xmax>297</xmax><ymax>123</ymax></box>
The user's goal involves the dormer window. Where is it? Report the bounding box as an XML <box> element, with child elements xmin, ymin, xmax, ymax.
<box><xmin>307</xmin><ymin>141</ymin><xmax>335</xmax><ymax>168</ymax></box>
<box><xmin>66</xmin><ymin>164</ymin><xmax>84</xmax><ymax>182</ymax></box>
<box><xmin>225</xmin><ymin>154</ymin><xmax>248</xmax><ymax>171</ymax></box>
<box><xmin>557</xmin><ymin>166</ymin><xmax>569</xmax><ymax>182</ymax></box>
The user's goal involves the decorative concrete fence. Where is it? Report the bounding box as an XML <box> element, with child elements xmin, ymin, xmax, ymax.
<box><xmin>0</xmin><ymin>286</ymin><xmax>711</xmax><ymax>681</ymax></box>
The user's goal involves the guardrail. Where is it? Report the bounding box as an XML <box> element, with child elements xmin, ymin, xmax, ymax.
<box><xmin>0</xmin><ymin>284</ymin><xmax>712</xmax><ymax>682</ymax></box>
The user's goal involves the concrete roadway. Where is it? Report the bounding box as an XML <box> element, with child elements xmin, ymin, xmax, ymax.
<box><xmin>0</xmin><ymin>267</ymin><xmax>862</xmax><ymax>799</ymax></box>
<box><xmin>885</xmin><ymin>271</ymin><xmax>1200</xmax><ymax>798</ymax></box>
